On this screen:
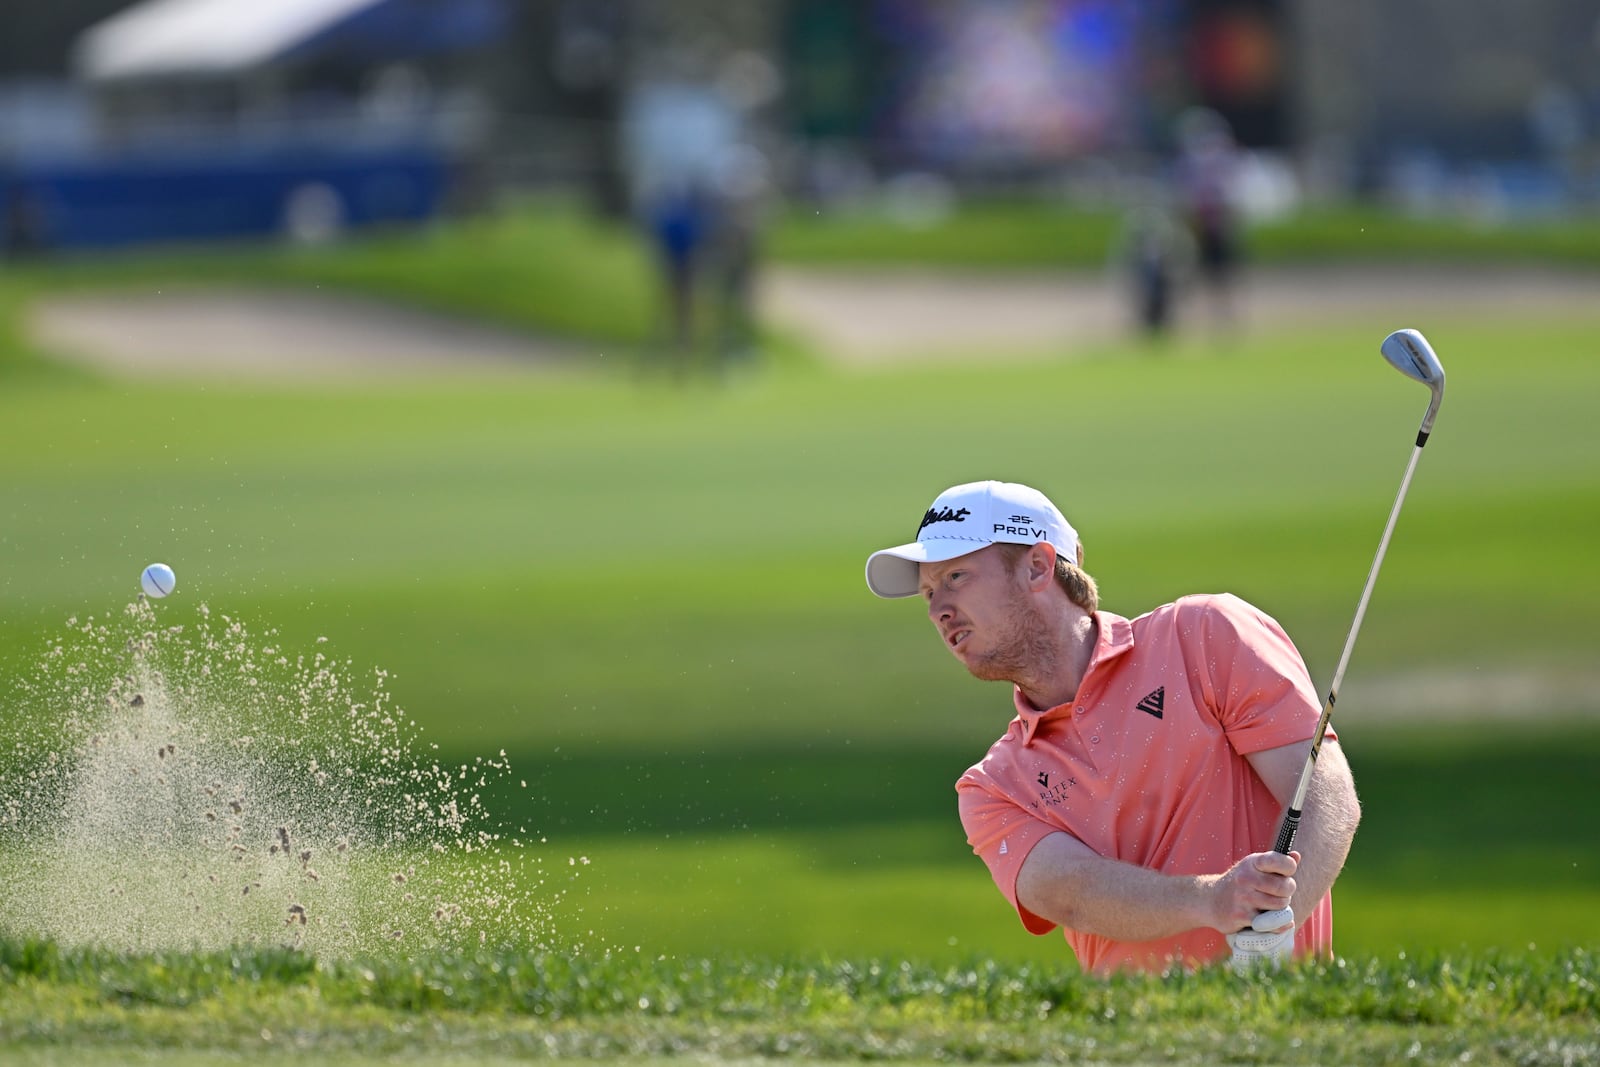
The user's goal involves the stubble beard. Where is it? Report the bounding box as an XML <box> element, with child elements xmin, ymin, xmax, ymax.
<box><xmin>962</xmin><ymin>586</ymin><xmax>1058</xmax><ymax>685</ymax></box>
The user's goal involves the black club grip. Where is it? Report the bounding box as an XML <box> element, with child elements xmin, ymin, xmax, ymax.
<box><xmin>1273</xmin><ymin>809</ymin><xmax>1301</xmax><ymax>855</ymax></box>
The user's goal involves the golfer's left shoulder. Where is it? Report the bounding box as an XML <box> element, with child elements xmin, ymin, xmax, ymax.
<box><xmin>1126</xmin><ymin>594</ymin><xmax>1242</xmax><ymax>640</ymax></box>
<box><xmin>1171</xmin><ymin>591</ymin><xmax>1260</xmax><ymax>612</ymax></box>
<box><xmin>1162</xmin><ymin>593</ymin><xmax>1302</xmax><ymax>653</ymax></box>
<box><xmin>1167</xmin><ymin>592</ymin><xmax>1269</xmax><ymax>627</ymax></box>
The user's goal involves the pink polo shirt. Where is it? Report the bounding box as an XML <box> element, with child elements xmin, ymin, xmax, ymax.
<box><xmin>956</xmin><ymin>593</ymin><xmax>1335</xmax><ymax>975</ymax></box>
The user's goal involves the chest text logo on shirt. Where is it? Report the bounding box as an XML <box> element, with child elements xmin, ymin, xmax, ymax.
<box><xmin>1029</xmin><ymin>772</ymin><xmax>1076</xmax><ymax>810</ymax></box>
<box><xmin>1136</xmin><ymin>686</ymin><xmax>1166</xmax><ymax>719</ymax></box>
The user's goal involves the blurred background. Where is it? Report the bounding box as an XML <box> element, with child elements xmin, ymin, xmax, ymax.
<box><xmin>1</xmin><ymin>0</ymin><xmax>1598</xmax><ymax>968</ymax></box>
<box><xmin>4</xmin><ymin>0</ymin><xmax>1598</xmax><ymax>254</ymax></box>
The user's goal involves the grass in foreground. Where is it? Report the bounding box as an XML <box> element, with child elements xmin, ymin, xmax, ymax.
<box><xmin>1</xmin><ymin>938</ymin><xmax>1596</xmax><ymax>1065</ymax></box>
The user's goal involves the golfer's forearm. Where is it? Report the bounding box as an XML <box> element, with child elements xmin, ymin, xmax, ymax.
<box><xmin>1287</xmin><ymin>755</ymin><xmax>1361</xmax><ymax>920</ymax></box>
<box><xmin>1018</xmin><ymin>849</ymin><xmax>1216</xmax><ymax>942</ymax></box>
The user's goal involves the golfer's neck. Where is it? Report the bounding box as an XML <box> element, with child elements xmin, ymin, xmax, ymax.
<box><xmin>1016</xmin><ymin>612</ymin><xmax>1097</xmax><ymax>712</ymax></box>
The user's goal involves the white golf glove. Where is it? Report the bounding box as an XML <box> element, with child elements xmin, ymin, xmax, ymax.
<box><xmin>1225</xmin><ymin>907</ymin><xmax>1295</xmax><ymax>973</ymax></box>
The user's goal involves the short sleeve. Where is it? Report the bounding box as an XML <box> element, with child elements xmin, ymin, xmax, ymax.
<box><xmin>956</xmin><ymin>775</ymin><xmax>1065</xmax><ymax>935</ymax></box>
<box><xmin>1189</xmin><ymin>594</ymin><xmax>1330</xmax><ymax>756</ymax></box>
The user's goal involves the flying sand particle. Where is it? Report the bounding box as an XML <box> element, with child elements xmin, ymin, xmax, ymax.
<box><xmin>0</xmin><ymin>598</ymin><xmax>559</xmax><ymax>957</ymax></box>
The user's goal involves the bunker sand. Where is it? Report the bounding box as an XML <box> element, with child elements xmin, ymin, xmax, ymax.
<box><xmin>28</xmin><ymin>265</ymin><xmax>1600</xmax><ymax>378</ymax></box>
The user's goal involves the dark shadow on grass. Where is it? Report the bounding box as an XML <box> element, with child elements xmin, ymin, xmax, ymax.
<box><xmin>468</xmin><ymin>722</ymin><xmax>1600</xmax><ymax>876</ymax></box>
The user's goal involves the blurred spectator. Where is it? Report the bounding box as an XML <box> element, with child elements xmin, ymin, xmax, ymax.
<box><xmin>1173</xmin><ymin>107</ymin><xmax>1243</xmax><ymax>329</ymax></box>
<box><xmin>642</xmin><ymin>173</ymin><xmax>714</xmax><ymax>373</ymax></box>
<box><xmin>623</xmin><ymin>80</ymin><xmax>737</xmax><ymax>376</ymax></box>
<box><xmin>1114</xmin><ymin>193</ymin><xmax>1194</xmax><ymax>341</ymax></box>
<box><xmin>707</xmin><ymin>142</ymin><xmax>772</xmax><ymax>370</ymax></box>
<box><xmin>1528</xmin><ymin>82</ymin><xmax>1587</xmax><ymax>203</ymax></box>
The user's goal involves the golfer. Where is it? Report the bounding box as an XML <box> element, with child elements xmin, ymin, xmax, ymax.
<box><xmin>865</xmin><ymin>480</ymin><xmax>1361</xmax><ymax>974</ymax></box>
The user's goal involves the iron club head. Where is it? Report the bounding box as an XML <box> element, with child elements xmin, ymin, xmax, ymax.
<box><xmin>1380</xmin><ymin>328</ymin><xmax>1446</xmax><ymax>437</ymax></box>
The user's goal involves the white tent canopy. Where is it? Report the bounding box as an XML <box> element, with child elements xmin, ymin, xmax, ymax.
<box><xmin>74</xmin><ymin>0</ymin><xmax>386</xmax><ymax>82</ymax></box>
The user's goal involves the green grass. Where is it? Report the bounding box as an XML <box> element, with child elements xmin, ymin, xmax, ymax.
<box><xmin>770</xmin><ymin>196</ymin><xmax>1127</xmax><ymax>267</ymax></box>
<box><xmin>3</xmin><ymin>315</ymin><xmax>1595</xmax><ymax>752</ymax></box>
<box><xmin>2</xmin><ymin>206</ymin><xmax>1600</xmax><ymax>1062</ymax></box>
<box><xmin>1</xmin><ymin>311</ymin><xmax>1597</xmax><ymax>1018</ymax></box>
<box><xmin>3</xmin><ymin>313</ymin><xmax>1597</xmax><ymax>806</ymax></box>
<box><xmin>1244</xmin><ymin>204</ymin><xmax>1600</xmax><ymax>267</ymax></box>
<box><xmin>2</xmin><ymin>938</ymin><xmax>1596</xmax><ymax>1065</ymax></box>
<box><xmin>3</xmin><ymin>202</ymin><xmax>658</xmax><ymax>347</ymax></box>
<box><xmin>772</xmin><ymin>197</ymin><xmax>1600</xmax><ymax>269</ymax></box>
<box><xmin>506</xmin><ymin>722</ymin><xmax>1600</xmax><ymax>966</ymax></box>
<box><xmin>5</xmin><ymin>198</ymin><xmax>1600</xmax><ymax>374</ymax></box>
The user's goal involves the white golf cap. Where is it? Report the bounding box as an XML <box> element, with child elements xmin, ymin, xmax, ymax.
<box><xmin>865</xmin><ymin>480</ymin><xmax>1079</xmax><ymax>599</ymax></box>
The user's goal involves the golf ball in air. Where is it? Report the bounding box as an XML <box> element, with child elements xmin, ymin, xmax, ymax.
<box><xmin>141</xmin><ymin>563</ymin><xmax>176</xmax><ymax>599</ymax></box>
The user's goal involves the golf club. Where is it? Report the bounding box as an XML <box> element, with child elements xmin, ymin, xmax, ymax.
<box><xmin>1250</xmin><ymin>328</ymin><xmax>1446</xmax><ymax>934</ymax></box>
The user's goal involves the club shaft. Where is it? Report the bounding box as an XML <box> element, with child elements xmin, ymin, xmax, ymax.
<box><xmin>1273</xmin><ymin>439</ymin><xmax>1427</xmax><ymax>854</ymax></box>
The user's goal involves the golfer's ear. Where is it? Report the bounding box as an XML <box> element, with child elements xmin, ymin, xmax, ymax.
<box><xmin>1026</xmin><ymin>542</ymin><xmax>1057</xmax><ymax>588</ymax></box>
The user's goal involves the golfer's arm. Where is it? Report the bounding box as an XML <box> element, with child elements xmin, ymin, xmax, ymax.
<box><xmin>1247</xmin><ymin>739</ymin><xmax>1361</xmax><ymax>921</ymax></box>
<box><xmin>1014</xmin><ymin>832</ymin><xmax>1221</xmax><ymax>942</ymax></box>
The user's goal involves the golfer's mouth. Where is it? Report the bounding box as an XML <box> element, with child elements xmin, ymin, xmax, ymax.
<box><xmin>946</xmin><ymin>628</ymin><xmax>971</xmax><ymax>650</ymax></box>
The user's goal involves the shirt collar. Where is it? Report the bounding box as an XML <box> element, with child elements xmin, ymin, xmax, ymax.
<box><xmin>1011</xmin><ymin>611</ymin><xmax>1135</xmax><ymax>743</ymax></box>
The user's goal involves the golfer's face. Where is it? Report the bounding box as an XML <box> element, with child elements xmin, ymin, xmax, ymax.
<box><xmin>918</xmin><ymin>546</ymin><xmax>1028</xmax><ymax>674</ymax></box>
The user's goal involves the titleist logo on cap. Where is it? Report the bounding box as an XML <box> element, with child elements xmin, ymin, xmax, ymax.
<box><xmin>919</xmin><ymin>506</ymin><xmax>971</xmax><ymax>533</ymax></box>
<box><xmin>866</xmin><ymin>481</ymin><xmax>1080</xmax><ymax>599</ymax></box>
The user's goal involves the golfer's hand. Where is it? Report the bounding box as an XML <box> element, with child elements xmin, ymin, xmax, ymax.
<box><xmin>1226</xmin><ymin>922</ymin><xmax>1296</xmax><ymax>972</ymax></box>
<box><xmin>1212</xmin><ymin>850</ymin><xmax>1298</xmax><ymax>934</ymax></box>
